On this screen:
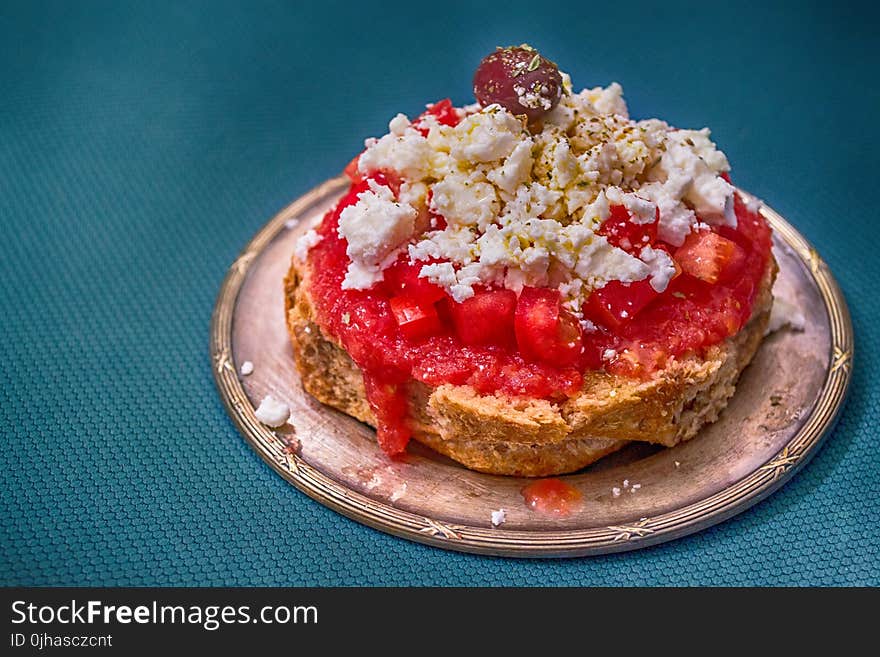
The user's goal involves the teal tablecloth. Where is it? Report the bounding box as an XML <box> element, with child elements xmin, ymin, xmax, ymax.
<box><xmin>2</xmin><ymin>0</ymin><xmax>877</xmax><ymax>586</ymax></box>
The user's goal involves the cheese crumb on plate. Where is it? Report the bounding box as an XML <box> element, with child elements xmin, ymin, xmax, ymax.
<box><xmin>254</xmin><ymin>395</ymin><xmax>290</xmax><ymax>427</ymax></box>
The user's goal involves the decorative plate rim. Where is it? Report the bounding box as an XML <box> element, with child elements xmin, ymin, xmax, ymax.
<box><xmin>210</xmin><ymin>177</ymin><xmax>854</xmax><ymax>557</ymax></box>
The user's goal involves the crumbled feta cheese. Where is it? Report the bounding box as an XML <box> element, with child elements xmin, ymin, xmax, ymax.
<box><xmin>447</xmin><ymin>106</ymin><xmax>523</xmax><ymax>162</ymax></box>
<box><xmin>398</xmin><ymin>180</ymin><xmax>428</xmax><ymax>209</ymax></box>
<box><xmin>294</xmin><ymin>229</ymin><xmax>323</xmax><ymax>261</ymax></box>
<box><xmin>388</xmin><ymin>113</ymin><xmax>410</xmax><ymax>136</ymax></box>
<box><xmin>358</xmin><ymin>126</ymin><xmax>433</xmax><ymax>180</ymax></box>
<box><xmin>254</xmin><ymin>395</ymin><xmax>289</xmax><ymax>427</ymax></box>
<box><xmin>746</xmin><ymin>195</ymin><xmax>763</xmax><ymax>214</ymax></box>
<box><xmin>639</xmin><ymin>245</ymin><xmax>678</xmax><ymax>293</ymax></box>
<box><xmin>491</xmin><ymin>509</ymin><xmax>507</xmax><ymax>526</ymax></box>
<box><xmin>605</xmin><ymin>187</ymin><xmax>655</xmax><ymax>224</ymax></box>
<box><xmin>338</xmin><ymin>180</ymin><xmax>417</xmax><ymax>289</ymax></box>
<box><xmin>487</xmin><ymin>139</ymin><xmax>534</xmax><ymax>194</ymax></box>
<box><xmin>390</xmin><ymin>482</ymin><xmax>407</xmax><ymax>502</ymax></box>
<box><xmin>602</xmin><ymin>349</ymin><xmax>617</xmax><ymax>361</ymax></box>
<box><xmin>240</xmin><ymin>361</ymin><xmax>254</xmax><ymax>376</ymax></box>
<box><xmin>572</xmin><ymin>234</ymin><xmax>649</xmax><ymax>286</ymax></box>
<box><xmin>430</xmin><ymin>172</ymin><xmax>499</xmax><ymax>230</ymax></box>
<box><xmin>587</xmin><ymin>82</ymin><xmax>628</xmax><ymax>117</ymax></box>
<box><xmin>612</xmin><ymin>487</ymin><xmax>621</xmax><ymax>498</ymax></box>
<box><xmin>341</xmin><ymin>260</ymin><xmax>387</xmax><ymax>291</ymax></box>
<box><xmin>419</xmin><ymin>261</ymin><xmax>475</xmax><ymax>303</ymax></box>
<box><xmin>419</xmin><ymin>261</ymin><xmax>458</xmax><ymax>289</ymax></box>
<box><xmin>649</xmin><ymin>129</ymin><xmax>735</xmax><ymax>228</ymax></box>
<box><xmin>344</xmin><ymin>81</ymin><xmax>735</xmax><ymax>306</ymax></box>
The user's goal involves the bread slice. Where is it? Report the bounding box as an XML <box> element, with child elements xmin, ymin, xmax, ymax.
<box><xmin>284</xmin><ymin>254</ymin><xmax>776</xmax><ymax>477</ymax></box>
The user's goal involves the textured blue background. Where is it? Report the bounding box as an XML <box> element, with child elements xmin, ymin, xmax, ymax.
<box><xmin>2</xmin><ymin>0</ymin><xmax>877</xmax><ymax>586</ymax></box>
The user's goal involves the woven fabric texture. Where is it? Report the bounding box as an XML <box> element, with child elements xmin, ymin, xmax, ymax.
<box><xmin>2</xmin><ymin>0</ymin><xmax>877</xmax><ymax>586</ymax></box>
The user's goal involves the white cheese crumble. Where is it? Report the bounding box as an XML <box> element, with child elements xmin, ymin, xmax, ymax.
<box><xmin>491</xmin><ymin>509</ymin><xmax>507</xmax><ymax>526</ymax></box>
<box><xmin>390</xmin><ymin>482</ymin><xmax>408</xmax><ymax>502</ymax></box>
<box><xmin>240</xmin><ymin>361</ymin><xmax>254</xmax><ymax>376</ymax></box>
<box><xmin>338</xmin><ymin>179</ymin><xmax>417</xmax><ymax>289</ymax></box>
<box><xmin>294</xmin><ymin>229</ymin><xmax>323</xmax><ymax>261</ymax></box>
<box><xmin>639</xmin><ymin>245</ymin><xmax>678</xmax><ymax>293</ymax></box>
<box><xmin>341</xmin><ymin>80</ymin><xmax>734</xmax><ymax>306</ymax></box>
<box><xmin>254</xmin><ymin>395</ymin><xmax>290</xmax><ymax>427</ymax></box>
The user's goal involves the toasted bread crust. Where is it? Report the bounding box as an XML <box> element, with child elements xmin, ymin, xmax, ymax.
<box><xmin>284</xmin><ymin>255</ymin><xmax>776</xmax><ymax>476</ymax></box>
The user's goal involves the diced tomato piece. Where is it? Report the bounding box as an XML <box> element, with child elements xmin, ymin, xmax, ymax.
<box><xmin>675</xmin><ymin>230</ymin><xmax>746</xmax><ymax>284</ymax></box>
<box><xmin>370</xmin><ymin>170</ymin><xmax>401</xmax><ymax>196</ymax></box>
<box><xmin>715</xmin><ymin>224</ymin><xmax>752</xmax><ymax>251</ymax></box>
<box><xmin>598</xmin><ymin>204</ymin><xmax>658</xmax><ymax>254</ymax></box>
<box><xmin>583</xmin><ymin>279</ymin><xmax>660</xmax><ymax>329</ymax></box>
<box><xmin>580</xmin><ymin>333</ymin><xmax>607</xmax><ymax>371</ymax></box>
<box><xmin>449</xmin><ymin>289</ymin><xmax>517</xmax><ymax>346</ymax></box>
<box><xmin>514</xmin><ymin>287</ymin><xmax>583</xmax><ymax>367</ymax></box>
<box><xmin>382</xmin><ymin>259</ymin><xmax>447</xmax><ymax>304</ymax></box>
<box><xmin>413</xmin><ymin>98</ymin><xmax>460</xmax><ymax>135</ymax></box>
<box><xmin>343</xmin><ymin>153</ymin><xmax>362</xmax><ymax>182</ymax></box>
<box><xmin>389</xmin><ymin>296</ymin><xmax>443</xmax><ymax>341</ymax></box>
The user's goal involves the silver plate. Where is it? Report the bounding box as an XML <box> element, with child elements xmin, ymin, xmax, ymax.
<box><xmin>211</xmin><ymin>177</ymin><xmax>853</xmax><ymax>557</ymax></box>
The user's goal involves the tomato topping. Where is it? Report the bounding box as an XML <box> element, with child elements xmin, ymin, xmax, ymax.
<box><xmin>305</xmin><ymin>175</ymin><xmax>772</xmax><ymax>457</ymax></box>
<box><xmin>583</xmin><ymin>278</ymin><xmax>660</xmax><ymax>329</ymax></box>
<box><xmin>515</xmin><ymin>287</ymin><xmax>583</xmax><ymax>367</ymax></box>
<box><xmin>382</xmin><ymin>259</ymin><xmax>447</xmax><ymax>305</ymax></box>
<box><xmin>675</xmin><ymin>230</ymin><xmax>746</xmax><ymax>284</ymax></box>
<box><xmin>413</xmin><ymin>98</ymin><xmax>461</xmax><ymax>135</ymax></box>
<box><xmin>389</xmin><ymin>296</ymin><xmax>443</xmax><ymax>341</ymax></box>
<box><xmin>450</xmin><ymin>289</ymin><xmax>517</xmax><ymax>346</ymax></box>
<box><xmin>598</xmin><ymin>204</ymin><xmax>658</xmax><ymax>253</ymax></box>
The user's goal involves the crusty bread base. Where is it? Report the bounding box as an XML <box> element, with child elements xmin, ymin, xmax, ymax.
<box><xmin>284</xmin><ymin>256</ymin><xmax>776</xmax><ymax>477</ymax></box>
